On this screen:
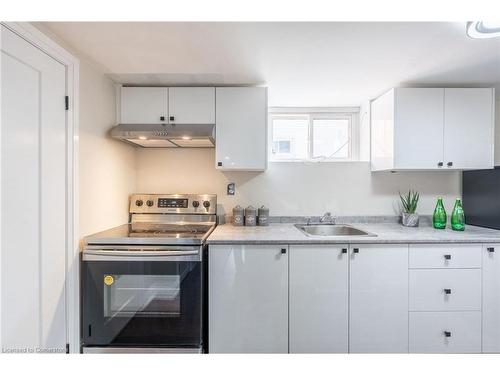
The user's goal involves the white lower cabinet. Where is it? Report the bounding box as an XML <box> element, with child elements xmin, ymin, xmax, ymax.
<box><xmin>483</xmin><ymin>244</ymin><xmax>500</xmax><ymax>353</ymax></box>
<box><xmin>289</xmin><ymin>245</ymin><xmax>349</xmax><ymax>353</ymax></box>
<box><xmin>208</xmin><ymin>244</ymin><xmax>288</xmax><ymax>353</ymax></box>
<box><xmin>349</xmin><ymin>244</ymin><xmax>409</xmax><ymax>353</ymax></box>
<box><xmin>208</xmin><ymin>241</ymin><xmax>495</xmax><ymax>353</ymax></box>
<box><xmin>410</xmin><ymin>312</ymin><xmax>481</xmax><ymax>353</ymax></box>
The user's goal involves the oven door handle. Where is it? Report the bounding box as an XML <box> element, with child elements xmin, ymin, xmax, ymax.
<box><xmin>82</xmin><ymin>248</ymin><xmax>201</xmax><ymax>262</ymax></box>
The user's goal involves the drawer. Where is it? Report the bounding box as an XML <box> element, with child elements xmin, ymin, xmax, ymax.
<box><xmin>409</xmin><ymin>311</ymin><xmax>481</xmax><ymax>353</ymax></box>
<box><xmin>409</xmin><ymin>269</ymin><xmax>481</xmax><ymax>311</ymax></box>
<box><xmin>409</xmin><ymin>244</ymin><xmax>481</xmax><ymax>269</ymax></box>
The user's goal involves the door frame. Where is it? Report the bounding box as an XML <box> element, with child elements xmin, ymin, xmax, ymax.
<box><xmin>0</xmin><ymin>22</ymin><xmax>80</xmax><ymax>353</ymax></box>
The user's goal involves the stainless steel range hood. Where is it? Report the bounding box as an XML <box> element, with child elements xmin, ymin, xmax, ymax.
<box><xmin>110</xmin><ymin>123</ymin><xmax>215</xmax><ymax>148</ymax></box>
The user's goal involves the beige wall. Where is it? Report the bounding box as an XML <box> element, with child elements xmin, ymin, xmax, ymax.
<box><xmin>135</xmin><ymin>148</ymin><xmax>461</xmax><ymax>216</ymax></box>
<box><xmin>78</xmin><ymin>61</ymin><xmax>136</xmax><ymax>237</ymax></box>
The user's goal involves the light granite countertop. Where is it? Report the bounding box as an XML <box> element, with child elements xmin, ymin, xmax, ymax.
<box><xmin>207</xmin><ymin>222</ymin><xmax>500</xmax><ymax>245</ymax></box>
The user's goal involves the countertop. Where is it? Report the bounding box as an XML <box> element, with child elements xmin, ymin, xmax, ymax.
<box><xmin>207</xmin><ymin>222</ymin><xmax>500</xmax><ymax>245</ymax></box>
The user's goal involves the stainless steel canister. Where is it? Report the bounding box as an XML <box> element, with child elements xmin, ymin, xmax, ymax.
<box><xmin>257</xmin><ymin>206</ymin><xmax>270</xmax><ymax>226</ymax></box>
<box><xmin>244</xmin><ymin>205</ymin><xmax>257</xmax><ymax>226</ymax></box>
<box><xmin>232</xmin><ymin>205</ymin><xmax>244</xmax><ymax>226</ymax></box>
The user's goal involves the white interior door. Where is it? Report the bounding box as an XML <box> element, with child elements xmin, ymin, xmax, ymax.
<box><xmin>1</xmin><ymin>26</ymin><xmax>67</xmax><ymax>352</ymax></box>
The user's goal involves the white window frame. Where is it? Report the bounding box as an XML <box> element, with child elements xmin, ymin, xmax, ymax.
<box><xmin>269</xmin><ymin>107</ymin><xmax>360</xmax><ymax>162</ymax></box>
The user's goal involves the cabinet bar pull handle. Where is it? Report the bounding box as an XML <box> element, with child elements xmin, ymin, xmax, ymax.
<box><xmin>169</xmin><ymin>116</ymin><xmax>175</xmax><ymax>121</ymax></box>
<box><xmin>444</xmin><ymin>254</ymin><xmax>451</xmax><ymax>260</ymax></box>
<box><xmin>160</xmin><ymin>116</ymin><xmax>165</xmax><ymax>121</ymax></box>
<box><xmin>487</xmin><ymin>247</ymin><xmax>495</xmax><ymax>253</ymax></box>
<box><xmin>341</xmin><ymin>248</ymin><xmax>348</xmax><ymax>254</ymax></box>
<box><xmin>353</xmin><ymin>248</ymin><xmax>359</xmax><ymax>254</ymax></box>
<box><xmin>447</xmin><ymin>162</ymin><xmax>453</xmax><ymax>167</ymax></box>
<box><xmin>281</xmin><ymin>248</ymin><xmax>287</xmax><ymax>254</ymax></box>
<box><xmin>444</xmin><ymin>331</ymin><xmax>452</xmax><ymax>338</ymax></box>
<box><xmin>437</xmin><ymin>162</ymin><xmax>443</xmax><ymax>167</ymax></box>
<box><xmin>444</xmin><ymin>288</ymin><xmax>452</xmax><ymax>295</ymax></box>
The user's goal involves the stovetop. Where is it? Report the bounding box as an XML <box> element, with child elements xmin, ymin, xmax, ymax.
<box><xmin>84</xmin><ymin>223</ymin><xmax>216</xmax><ymax>246</ymax></box>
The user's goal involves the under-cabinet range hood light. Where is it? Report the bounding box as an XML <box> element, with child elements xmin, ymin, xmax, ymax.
<box><xmin>110</xmin><ymin>123</ymin><xmax>216</xmax><ymax>148</ymax></box>
<box><xmin>467</xmin><ymin>21</ymin><xmax>500</xmax><ymax>39</ymax></box>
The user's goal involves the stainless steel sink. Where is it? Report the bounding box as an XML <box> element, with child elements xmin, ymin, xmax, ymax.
<box><xmin>294</xmin><ymin>224</ymin><xmax>376</xmax><ymax>237</ymax></box>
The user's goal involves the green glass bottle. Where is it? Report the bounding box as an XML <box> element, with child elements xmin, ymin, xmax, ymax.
<box><xmin>451</xmin><ymin>198</ymin><xmax>465</xmax><ymax>231</ymax></box>
<box><xmin>433</xmin><ymin>197</ymin><xmax>447</xmax><ymax>229</ymax></box>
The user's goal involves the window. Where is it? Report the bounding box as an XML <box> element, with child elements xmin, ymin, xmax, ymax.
<box><xmin>269</xmin><ymin>109</ymin><xmax>359</xmax><ymax>162</ymax></box>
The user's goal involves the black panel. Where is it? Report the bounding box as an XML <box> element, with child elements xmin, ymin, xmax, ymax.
<box><xmin>462</xmin><ymin>166</ymin><xmax>500</xmax><ymax>230</ymax></box>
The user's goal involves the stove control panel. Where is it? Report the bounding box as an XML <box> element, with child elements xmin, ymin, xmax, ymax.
<box><xmin>130</xmin><ymin>194</ymin><xmax>217</xmax><ymax>215</ymax></box>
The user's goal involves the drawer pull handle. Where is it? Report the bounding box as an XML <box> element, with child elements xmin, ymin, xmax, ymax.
<box><xmin>444</xmin><ymin>254</ymin><xmax>451</xmax><ymax>260</ymax></box>
<box><xmin>444</xmin><ymin>331</ymin><xmax>452</xmax><ymax>338</ymax></box>
<box><xmin>341</xmin><ymin>248</ymin><xmax>348</xmax><ymax>254</ymax></box>
<box><xmin>281</xmin><ymin>248</ymin><xmax>287</xmax><ymax>254</ymax></box>
<box><xmin>353</xmin><ymin>248</ymin><xmax>359</xmax><ymax>254</ymax></box>
<box><xmin>444</xmin><ymin>288</ymin><xmax>452</xmax><ymax>295</ymax></box>
<box><xmin>488</xmin><ymin>247</ymin><xmax>495</xmax><ymax>253</ymax></box>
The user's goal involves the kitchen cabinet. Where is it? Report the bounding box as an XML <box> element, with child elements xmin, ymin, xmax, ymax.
<box><xmin>371</xmin><ymin>87</ymin><xmax>494</xmax><ymax>171</ymax></box>
<box><xmin>349</xmin><ymin>244</ymin><xmax>409</xmax><ymax>353</ymax></box>
<box><xmin>120</xmin><ymin>86</ymin><xmax>215</xmax><ymax>125</ymax></box>
<box><xmin>168</xmin><ymin>87</ymin><xmax>215</xmax><ymax>124</ymax></box>
<box><xmin>409</xmin><ymin>311</ymin><xmax>481</xmax><ymax>353</ymax></box>
<box><xmin>289</xmin><ymin>245</ymin><xmax>349</xmax><ymax>353</ymax></box>
<box><xmin>120</xmin><ymin>87</ymin><xmax>168</xmax><ymax>124</ymax></box>
<box><xmin>482</xmin><ymin>244</ymin><xmax>500</xmax><ymax>353</ymax></box>
<box><xmin>443</xmin><ymin>88</ymin><xmax>494</xmax><ymax>169</ymax></box>
<box><xmin>215</xmin><ymin>87</ymin><xmax>268</xmax><ymax>171</ymax></box>
<box><xmin>208</xmin><ymin>244</ymin><xmax>288</xmax><ymax>353</ymax></box>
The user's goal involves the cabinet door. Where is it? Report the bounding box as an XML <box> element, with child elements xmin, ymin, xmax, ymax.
<box><xmin>168</xmin><ymin>87</ymin><xmax>215</xmax><ymax>124</ymax></box>
<box><xmin>350</xmin><ymin>244</ymin><xmax>409</xmax><ymax>353</ymax></box>
<box><xmin>208</xmin><ymin>244</ymin><xmax>288</xmax><ymax>353</ymax></box>
<box><xmin>483</xmin><ymin>244</ymin><xmax>500</xmax><ymax>353</ymax></box>
<box><xmin>443</xmin><ymin>88</ymin><xmax>494</xmax><ymax>169</ymax></box>
<box><xmin>289</xmin><ymin>245</ymin><xmax>348</xmax><ymax>353</ymax></box>
<box><xmin>120</xmin><ymin>87</ymin><xmax>167</xmax><ymax>124</ymax></box>
<box><xmin>215</xmin><ymin>87</ymin><xmax>267</xmax><ymax>170</ymax></box>
<box><xmin>394</xmin><ymin>88</ymin><xmax>445</xmax><ymax>169</ymax></box>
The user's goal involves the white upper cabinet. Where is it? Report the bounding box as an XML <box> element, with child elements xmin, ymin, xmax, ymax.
<box><xmin>215</xmin><ymin>87</ymin><xmax>268</xmax><ymax>171</ymax></box>
<box><xmin>371</xmin><ymin>87</ymin><xmax>495</xmax><ymax>171</ymax></box>
<box><xmin>349</xmin><ymin>244</ymin><xmax>409</xmax><ymax>353</ymax></box>
<box><xmin>444</xmin><ymin>88</ymin><xmax>494</xmax><ymax>169</ymax></box>
<box><xmin>120</xmin><ymin>87</ymin><xmax>168</xmax><ymax>124</ymax></box>
<box><xmin>168</xmin><ymin>87</ymin><xmax>215</xmax><ymax>124</ymax></box>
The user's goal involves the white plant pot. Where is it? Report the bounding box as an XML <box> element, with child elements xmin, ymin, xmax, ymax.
<box><xmin>402</xmin><ymin>212</ymin><xmax>419</xmax><ymax>227</ymax></box>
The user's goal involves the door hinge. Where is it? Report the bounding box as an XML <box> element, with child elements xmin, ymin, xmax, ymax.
<box><xmin>65</xmin><ymin>96</ymin><xmax>69</xmax><ymax>111</ymax></box>
<box><xmin>66</xmin><ymin>343</ymin><xmax>70</xmax><ymax>354</ymax></box>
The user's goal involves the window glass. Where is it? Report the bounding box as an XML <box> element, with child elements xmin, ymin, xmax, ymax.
<box><xmin>312</xmin><ymin>119</ymin><xmax>350</xmax><ymax>158</ymax></box>
<box><xmin>271</xmin><ymin>118</ymin><xmax>308</xmax><ymax>160</ymax></box>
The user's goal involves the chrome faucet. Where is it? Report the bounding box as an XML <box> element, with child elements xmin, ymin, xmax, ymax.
<box><xmin>319</xmin><ymin>212</ymin><xmax>335</xmax><ymax>224</ymax></box>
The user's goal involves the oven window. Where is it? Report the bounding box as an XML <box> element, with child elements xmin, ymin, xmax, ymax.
<box><xmin>103</xmin><ymin>274</ymin><xmax>181</xmax><ymax>318</ymax></box>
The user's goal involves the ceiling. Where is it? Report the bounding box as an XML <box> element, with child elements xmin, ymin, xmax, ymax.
<box><xmin>37</xmin><ymin>22</ymin><xmax>500</xmax><ymax>106</ymax></box>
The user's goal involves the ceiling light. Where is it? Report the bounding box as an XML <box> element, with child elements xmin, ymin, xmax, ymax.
<box><xmin>467</xmin><ymin>21</ymin><xmax>500</xmax><ymax>39</ymax></box>
<box><xmin>138</xmin><ymin>136</ymin><xmax>148</xmax><ymax>140</ymax></box>
<box><xmin>182</xmin><ymin>136</ymin><xmax>191</xmax><ymax>140</ymax></box>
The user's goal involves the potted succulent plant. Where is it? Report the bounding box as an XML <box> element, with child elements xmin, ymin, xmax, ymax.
<box><xmin>399</xmin><ymin>190</ymin><xmax>420</xmax><ymax>227</ymax></box>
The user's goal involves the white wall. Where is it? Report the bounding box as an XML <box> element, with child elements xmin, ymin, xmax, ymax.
<box><xmin>495</xmin><ymin>98</ymin><xmax>500</xmax><ymax>166</ymax></box>
<box><xmin>79</xmin><ymin>61</ymin><xmax>136</xmax><ymax>237</ymax></box>
<box><xmin>135</xmin><ymin>148</ymin><xmax>461</xmax><ymax>216</ymax></box>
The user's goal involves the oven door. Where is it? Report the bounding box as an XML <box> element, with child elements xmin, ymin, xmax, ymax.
<box><xmin>82</xmin><ymin>246</ymin><xmax>203</xmax><ymax>349</ymax></box>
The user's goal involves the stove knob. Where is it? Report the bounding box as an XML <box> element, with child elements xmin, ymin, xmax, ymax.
<box><xmin>192</xmin><ymin>200</ymin><xmax>200</xmax><ymax>208</ymax></box>
<box><xmin>146</xmin><ymin>200</ymin><xmax>154</xmax><ymax>207</ymax></box>
<box><xmin>135</xmin><ymin>199</ymin><xmax>144</xmax><ymax>207</ymax></box>
<box><xmin>203</xmin><ymin>200</ymin><xmax>211</xmax><ymax>208</ymax></box>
